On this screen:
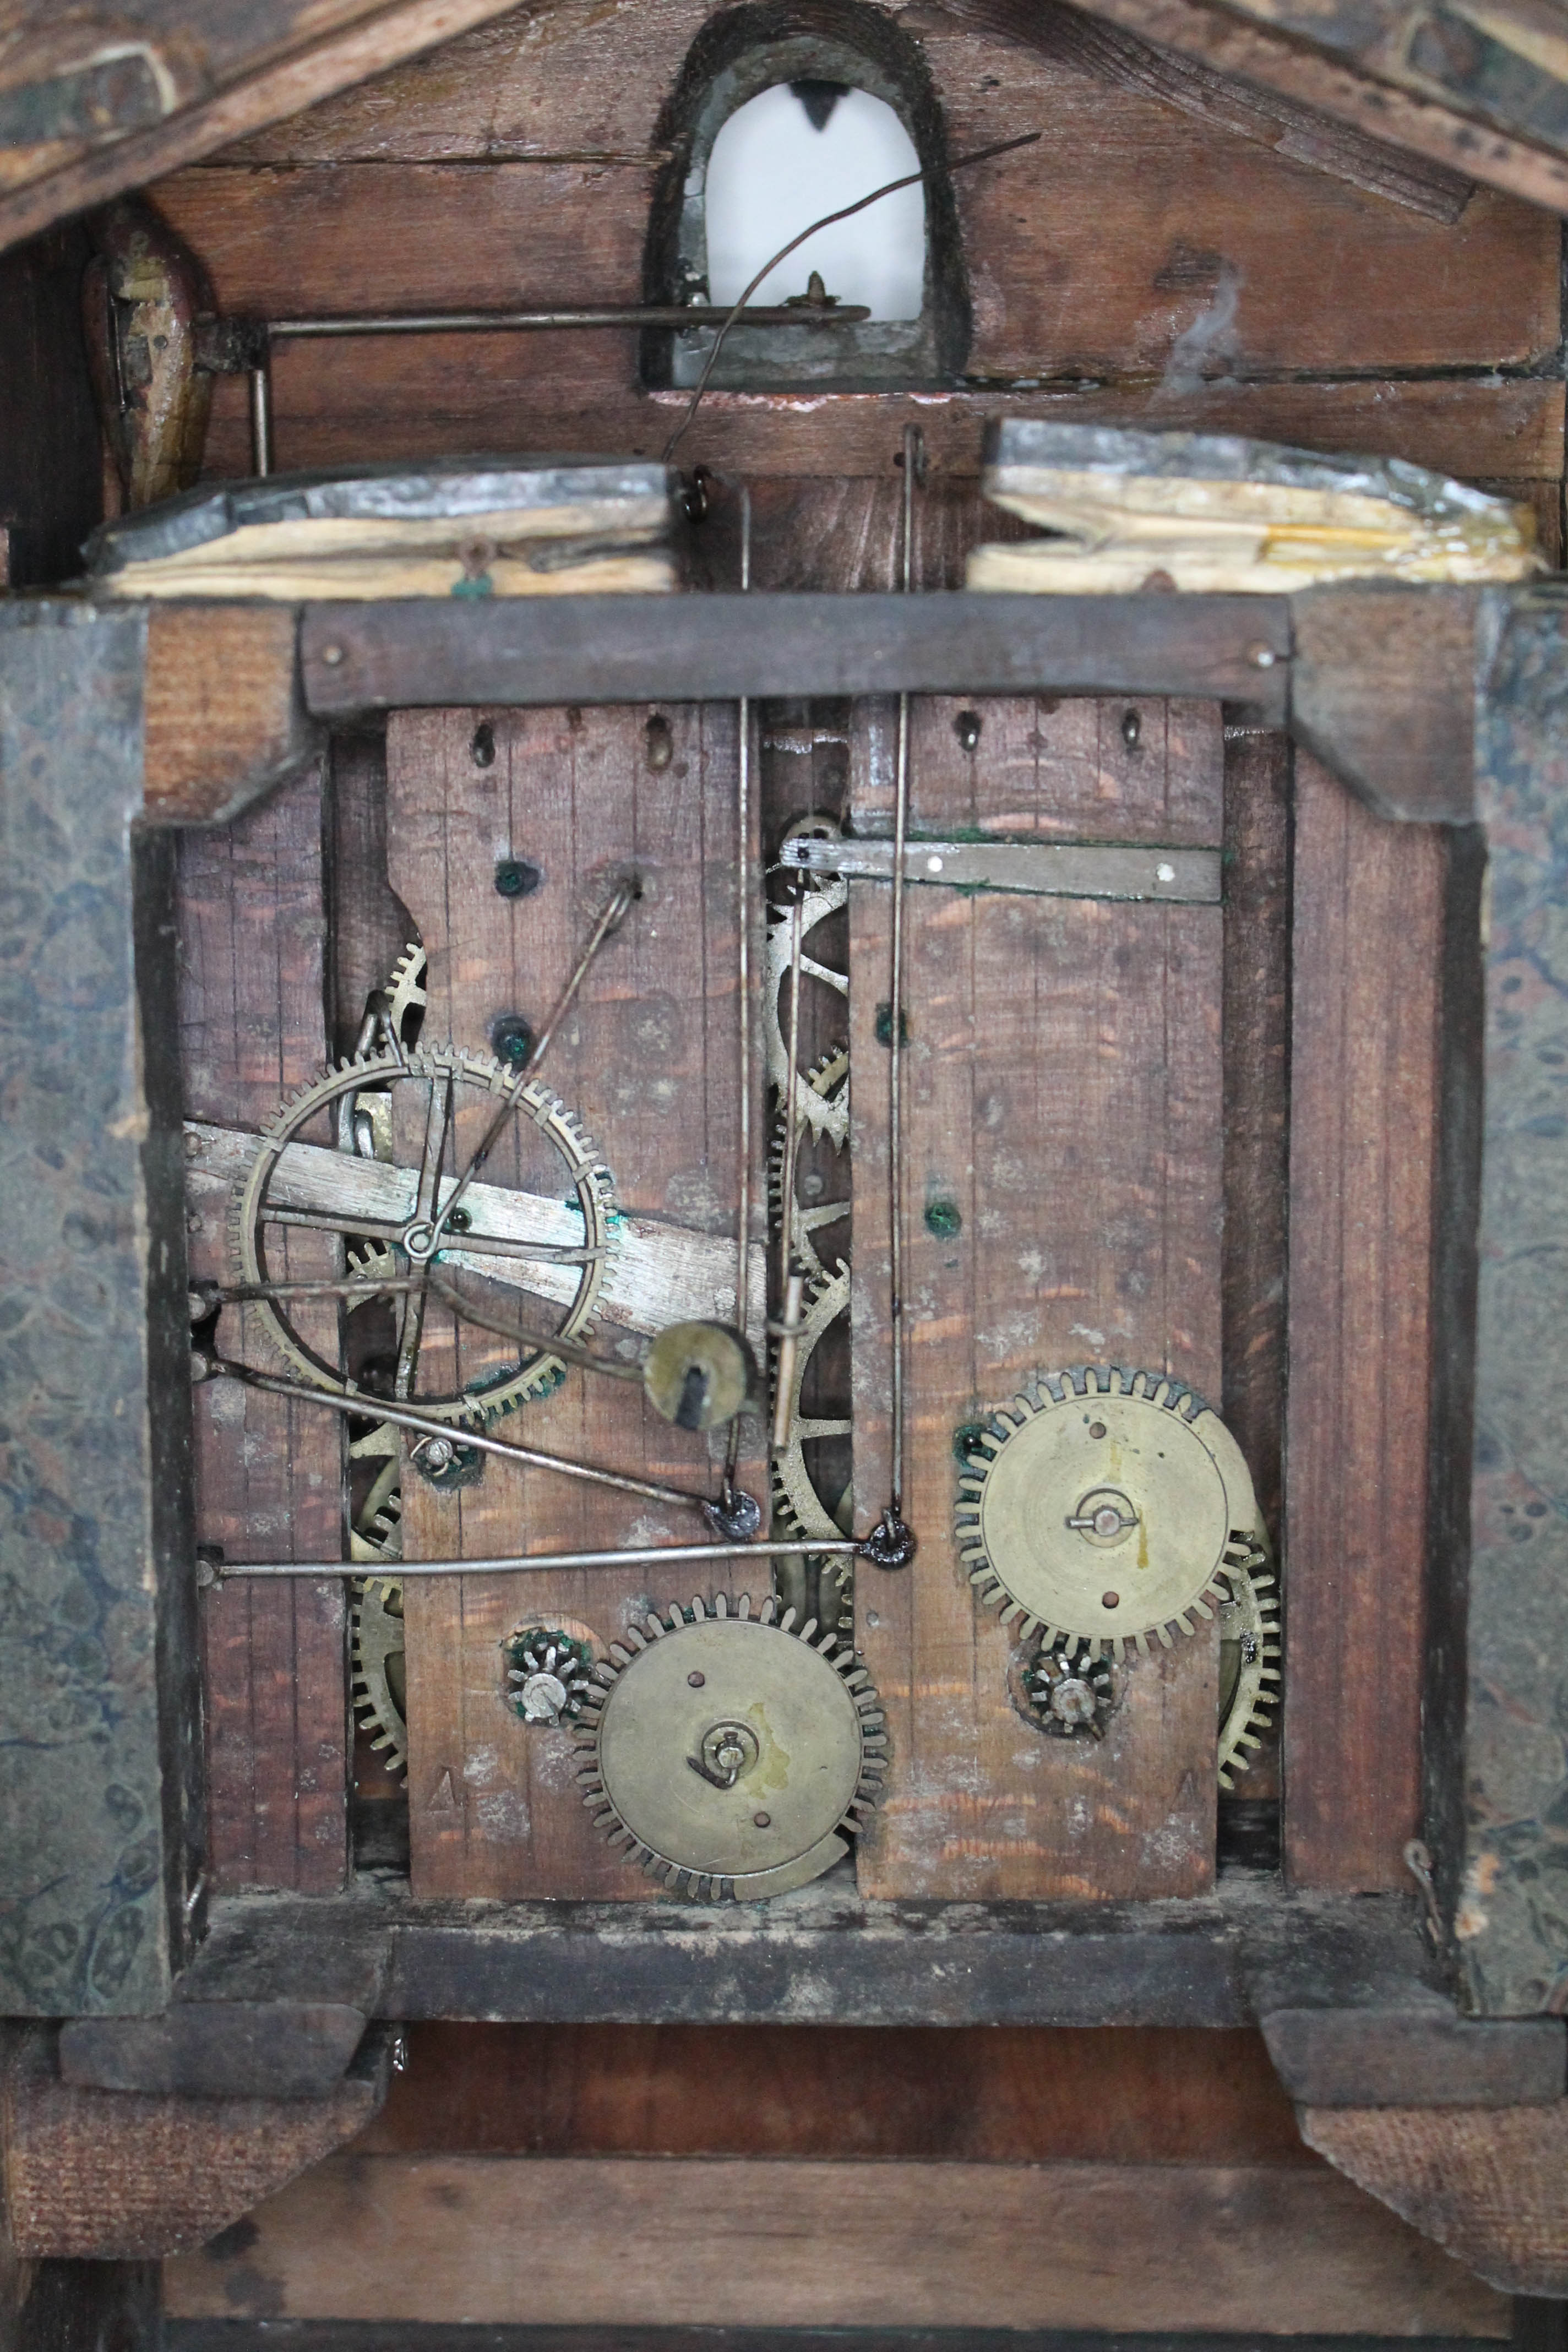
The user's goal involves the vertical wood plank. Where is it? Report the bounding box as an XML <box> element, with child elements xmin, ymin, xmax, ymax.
<box><xmin>1218</xmin><ymin>726</ymin><xmax>1293</xmax><ymax>1810</ymax></box>
<box><xmin>386</xmin><ymin>703</ymin><xmax>763</xmax><ymax>1899</ymax></box>
<box><xmin>178</xmin><ymin>763</ymin><xmax>348</xmax><ymax>1893</ymax></box>
<box><xmin>1284</xmin><ymin>753</ymin><xmax>1443</xmax><ymax>1888</ymax></box>
<box><xmin>849</xmin><ymin>699</ymin><xmax>1224</xmax><ymax>1900</ymax></box>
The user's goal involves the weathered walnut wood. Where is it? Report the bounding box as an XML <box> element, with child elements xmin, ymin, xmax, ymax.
<box><xmin>361</xmin><ymin>2018</ymin><xmax>1309</xmax><ymax>2159</ymax></box>
<box><xmin>302</xmin><ymin>596</ymin><xmax>1292</xmax><ymax>716</ymax></box>
<box><xmin>178</xmin><ymin>763</ymin><xmax>350</xmax><ymax>1894</ymax></box>
<box><xmin>0</xmin><ymin>1</ymin><xmax>531</xmax><ymax>260</ymax></box>
<box><xmin>1049</xmin><ymin>0</ymin><xmax>1568</xmax><ymax>213</ymax></box>
<box><xmin>1303</xmin><ymin>2100</ymin><xmax>1568</xmax><ymax>2296</ymax></box>
<box><xmin>161</xmin><ymin>2147</ymin><xmax>1509</xmax><ymax>2333</ymax></box>
<box><xmin>144</xmin><ymin>602</ymin><xmax>316</xmax><ymax>824</ymax></box>
<box><xmin>937</xmin><ymin>0</ymin><xmax>1476</xmax><ymax>221</ymax></box>
<box><xmin>385</xmin><ymin>703</ymin><xmax>764</xmax><ymax>1899</ymax></box>
<box><xmin>1264</xmin><ymin>2008</ymin><xmax>1568</xmax><ymax>2107</ymax></box>
<box><xmin>1283</xmin><ymin>754</ymin><xmax>1445</xmax><ymax>1889</ymax></box>
<box><xmin>850</xmin><ymin>698</ymin><xmax>1226</xmax><ymax>1901</ymax></box>
<box><xmin>2</xmin><ymin>2027</ymin><xmax>389</xmax><ymax>2261</ymax></box>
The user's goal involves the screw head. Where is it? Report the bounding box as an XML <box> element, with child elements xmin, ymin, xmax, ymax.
<box><xmin>954</xmin><ymin>710</ymin><xmax>982</xmax><ymax>752</ymax></box>
<box><xmin>688</xmin><ymin>1670</ymin><xmax>706</xmax><ymax>1688</ymax></box>
<box><xmin>320</xmin><ymin>643</ymin><xmax>344</xmax><ymax>668</ymax></box>
<box><xmin>1101</xmin><ymin>1589</ymin><xmax>1120</xmax><ymax>1609</ymax></box>
<box><xmin>494</xmin><ymin>857</ymin><xmax>543</xmax><ymax>901</ymax></box>
<box><xmin>1248</xmin><ymin>643</ymin><xmax>1278</xmax><ymax>670</ymax></box>
<box><xmin>491</xmin><ymin>1013</ymin><xmax>536</xmax><ymax>1070</ymax></box>
<box><xmin>753</xmin><ymin>1812</ymin><xmax>772</xmax><ymax>1828</ymax></box>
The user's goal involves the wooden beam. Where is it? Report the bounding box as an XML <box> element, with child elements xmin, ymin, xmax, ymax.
<box><xmin>171</xmin><ymin>1881</ymin><xmax>1442</xmax><ymax>2029</ymax></box>
<box><xmin>300</xmin><ymin>594</ymin><xmax>1292</xmax><ymax>714</ymax></box>
<box><xmin>1052</xmin><ymin>0</ymin><xmax>1568</xmax><ymax>213</ymax></box>
<box><xmin>58</xmin><ymin>2003</ymin><xmax>367</xmax><ymax>2100</ymax></box>
<box><xmin>160</xmin><ymin>2149</ymin><xmax>1509</xmax><ymax>2334</ymax></box>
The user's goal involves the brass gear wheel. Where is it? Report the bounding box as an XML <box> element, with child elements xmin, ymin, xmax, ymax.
<box><xmin>232</xmin><ymin>1043</ymin><xmax>616</xmax><ymax>1426</ymax></box>
<box><xmin>1028</xmin><ymin>1638</ymin><xmax>1118</xmax><ymax>1739</ymax></box>
<box><xmin>765</xmin><ymin>880</ymin><xmax>850</xmax><ymax>1149</ymax></box>
<box><xmin>385</xmin><ymin>941</ymin><xmax>428</xmax><ymax>1042</ymax></box>
<box><xmin>956</xmin><ymin>1365</ymin><xmax>1265</xmax><ymax>1657</ymax></box>
<box><xmin>770</xmin><ymin>1265</ymin><xmax>853</xmax><ymax>1547</ymax></box>
<box><xmin>351</xmin><ymin>1575</ymin><xmax>407</xmax><ymax>1778</ymax></box>
<box><xmin>1218</xmin><ymin>1539</ymin><xmax>1281</xmax><ymax>1789</ymax></box>
<box><xmin>575</xmin><ymin>1593</ymin><xmax>885</xmax><ymax>1900</ymax></box>
<box><xmin>504</xmin><ymin>1625</ymin><xmax>595</xmax><ymax>1726</ymax></box>
<box><xmin>767</xmin><ymin>1045</ymin><xmax>849</xmax><ymax>1286</ymax></box>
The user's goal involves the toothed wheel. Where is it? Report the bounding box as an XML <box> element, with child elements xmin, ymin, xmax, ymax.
<box><xmin>504</xmin><ymin>1626</ymin><xmax>595</xmax><ymax>1726</ymax></box>
<box><xmin>770</xmin><ymin>1265</ymin><xmax>853</xmax><ymax>1547</ymax></box>
<box><xmin>575</xmin><ymin>1593</ymin><xmax>886</xmax><ymax>1900</ymax></box>
<box><xmin>1218</xmin><ymin>1540</ymin><xmax>1281</xmax><ymax>1789</ymax></box>
<box><xmin>385</xmin><ymin>941</ymin><xmax>428</xmax><ymax>1044</ymax></box>
<box><xmin>352</xmin><ymin>1575</ymin><xmax>407</xmax><ymax>1779</ymax></box>
<box><xmin>765</xmin><ymin>880</ymin><xmax>849</xmax><ymax>1148</ymax></box>
<box><xmin>767</xmin><ymin>1044</ymin><xmax>849</xmax><ymax>1285</ymax></box>
<box><xmin>955</xmin><ymin>1365</ymin><xmax>1266</xmax><ymax>1658</ymax></box>
<box><xmin>1028</xmin><ymin>1637</ymin><xmax>1117</xmax><ymax>1739</ymax></box>
<box><xmin>232</xmin><ymin>1043</ymin><xmax>616</xmax><ymax>1426</ymax></box>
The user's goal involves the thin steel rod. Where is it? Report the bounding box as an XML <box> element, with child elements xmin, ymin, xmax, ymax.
<box><xmin>210</xmin><ymin>1537</ymin><xmax>863</xmax><ymax>1577</ymax></box>
<box><xmin>886</xmin><ymin>425</ymin><xmax>921</xmax><ymax>1517</ymax></box>
<box><xmin>777</xmin><ymin>896</ymin><xmax>806</xmax><ymax>1289</ymax></box>
<box><xmin>722</xmin><ymin>486</ymin><xmax>754</xmax><ymax>1504</ymax></box>
<box><xmin>268</xmin><ymin>306</ymin><xmax>870</xmax><ymax>337</ymax></box>
<box><xmin>208</xmin><ymin>1359</ymin><xmax>720</xmax><ymax>1513</ymax></box>
<box><xmin>248</xmin><ymin>363</ymin><xmax>273</xmax><ymax>476</ymax></box>
<box><xmin>426</xmin><ymin>875</ymin><xmax>633</xmax><ymax>1249</ymax></box>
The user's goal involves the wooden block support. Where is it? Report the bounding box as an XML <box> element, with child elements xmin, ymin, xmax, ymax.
<box><xmin>850</xmin><ymin>696</ymin><xmax>1227</xmax><ymax>1901</ymax></box>
<box><xmin>2</xmin><ymin>2029</ymin><xmax>387</xmax><ymax>2261</ymax></box>
<box><xmin>1303</xmin><ymin>2100</ymin><xmax>1568</xmax><ymax>2296</ymax></box>
<box><xmin>179</xmin><ymin>762</ymin><xmax>349</xmax><ymax>1894</ymax></box>
<box><xmin>385</xmin><ymin>703</ymin><xmax>764</xmax><ymax>1899</ymax></box>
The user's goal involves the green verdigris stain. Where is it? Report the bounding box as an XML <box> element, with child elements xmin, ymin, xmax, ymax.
<box><xmin>925</xmin><ymin>1197</ymin><xmax>962</xmax><ymax>1238</ymax></box>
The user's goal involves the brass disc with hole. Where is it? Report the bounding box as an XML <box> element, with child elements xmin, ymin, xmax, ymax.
<box><xmin>576</xmin><ymin>1597</ymin><xmax>884</xmax><ymax>1899</ymax></box>
<box><xmin>956</xmin><ymin>1367</ymin><xmax>1264</xmax><ymax>1655</ymax></box>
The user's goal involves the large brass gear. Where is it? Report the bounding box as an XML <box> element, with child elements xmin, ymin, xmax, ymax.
<box><xmin>770</xmin><ymin>1265</ymin><xmax>853</xmax><ymax>1548</ymax></box>
<box><xmin>351</xmin><ymin>1575</ymin><xmax>407</xmax><ymax>1779</ymax></box>
<box><xmin>574</xmin><ymin>1593</ymin><xmax>885</xmax><ymax>1900</ymax></box>
<box><xmin>765</xmin><ymin>879</ymin><xmax>850</xmax><ymax>1149</ymax></box>
<box><xmin>232</xmin><ymin>1043</ymin><xmax>616</xmax><ymax>1426</ymax></box>
<box><xmin>956</xmin><ymin>1365</ymin><xmax>1265</xmax><ymax>1658</ymax></box>
<box><xmin>1217</xmin><ymin>1539</ymin><xmax>1281</xmax><ymax>1789</ymax></box>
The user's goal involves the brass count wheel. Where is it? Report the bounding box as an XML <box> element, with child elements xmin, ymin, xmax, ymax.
<box><xmin>575</xmin><ymin>1594</ymin><xmax>885</xmax><ymax>1900</ymax></box>
<box><xmin>956</xmin><ymin>1365</ymin><xmax>1264</xmax><ymax>1656</ymax></box>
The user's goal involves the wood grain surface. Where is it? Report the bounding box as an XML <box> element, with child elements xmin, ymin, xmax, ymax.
<box><xmin>1303</xmin><ymin>2100</ymin><xmax>1568</xmax><ymax>2297</ymax></box>
<box><xmin>385</xmin><ymin>703</ymin><xmax>764</xmax><ymax>1898</ymax></box>
<box><xmin>178</xmin><ymin>763</ymin><xmax>350</xmax><ymax>1894</ymax></box>
<box><xmin>150</xmin><ymin>0</ymin><xmax>1561</xmax><ymax>484</ymax></box>
<box><xmin>849</xmin><ymin>696</ymin><xmax>1226</xmax><ymax>1900</ymax></box>
<box><xmin>162</xmin><ymin>2149</ymin><xmax>1511</xmax><ymax>2333</ymax></box>
<box><xmin>1283</xmin><ymin>753</ymin><xmax>1445</xmax><ymax>1888</ymax></box>
<box><xmin>357</xmin><ymin>2020</ymin><xmax>1311</xmax><ymax>2160</ymax></box>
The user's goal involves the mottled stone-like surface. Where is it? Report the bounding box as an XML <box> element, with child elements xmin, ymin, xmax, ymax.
<box><xmin>0</xmin><ymin>601</ymin><xmax>198</xmax><ymax>2014</ymax></box>
<box><xmin>1461</xmin><ymin>588</ymin><xmax>1568</xmax><ymax>2013</ymax></box>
